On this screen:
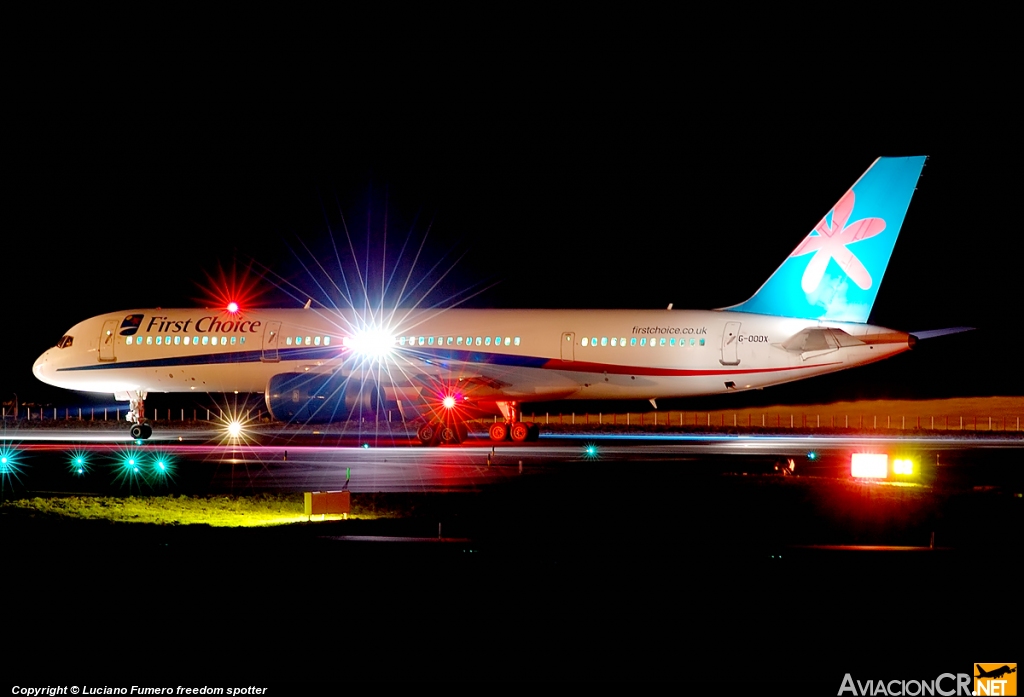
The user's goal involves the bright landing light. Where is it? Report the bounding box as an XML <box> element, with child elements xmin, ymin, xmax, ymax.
<box><xmin>851</xmin><ymin>453</ymin><xmax>888</xmax><ymax>479</ymax></box>
<box><xmin>343</xmin><ymin>329</ymin><xmax>396</xmax><ymax>359</ymax></box>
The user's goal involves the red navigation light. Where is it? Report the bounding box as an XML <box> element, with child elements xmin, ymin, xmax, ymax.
<box><xmin>227</xmin><ymin>302</ymin><xmax>239</xmax><ymax>313</ymax></box>
<box><xmin>851</xmin><ymin>453</ymin><xmax>888</xmax><ymax>478</ymax></box>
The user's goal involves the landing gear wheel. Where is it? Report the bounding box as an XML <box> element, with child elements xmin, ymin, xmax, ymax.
<box><xmin>510</xmin><ymin>422</ymin><xmax>530</xmax><ymax>442</ymax></box>
<box><xmin>440</xmin><ymin>425</ymin><xmax>460</xmax><ymax>444</ymax></box>
<box><xmin>417</xmin><ymin>422</ymin><xmax>438</xmax><ymax>445</ymax></box>
<box><xmin>489</xmin><ymin>422</ymin><xmax>508</xmax><ymax>442</ymax></box>
<box><xmin>130</xmin><ymin>423</ymin><xmax>152</xmax><ymax>440</ymax></box>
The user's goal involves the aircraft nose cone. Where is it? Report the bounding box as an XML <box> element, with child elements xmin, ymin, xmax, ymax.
<box><xmin>33</xmin><ymin>351</ymin><xmax>51</xmax><ymax>381</ymax></box>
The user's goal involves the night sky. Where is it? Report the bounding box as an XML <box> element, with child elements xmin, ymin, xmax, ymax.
<box><xmin>5</xmin><ymin>86</ymin><xmax>1020</xmax><ymax>406</ymax></box>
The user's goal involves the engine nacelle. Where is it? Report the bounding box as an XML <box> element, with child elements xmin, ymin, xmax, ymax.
<box><xmin>265</xmin><ymin>372</ymin><xmax>384</xmax><ymax>423</ymax></box>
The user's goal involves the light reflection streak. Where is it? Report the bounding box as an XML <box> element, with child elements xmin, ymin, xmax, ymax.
<box><xmin>237</xmin><ymin>191</ymin><xmax>499</xmax><ymax>440</ymax></box>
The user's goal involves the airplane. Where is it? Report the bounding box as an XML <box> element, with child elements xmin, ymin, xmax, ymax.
<box><xmin>976</xmin><ymin>665</ymin><xmax>1016</xmax><ymax>680</ymax></box>
<box><xmin>34</xmin><ymin>155</ymin><xmax>929</xmax><ymax>444</ymax></box>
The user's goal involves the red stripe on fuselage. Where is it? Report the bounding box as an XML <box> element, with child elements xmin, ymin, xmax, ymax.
<box><xmin>538</xmin><ymin>359</ymin><xmax>843</xmax><ymax>376</ymax></box>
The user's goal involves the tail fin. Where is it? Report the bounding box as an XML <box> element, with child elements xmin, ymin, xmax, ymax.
<box><xmin>725</xmin><ymin>156</ymin><xmax>927</xmax><ymax>323</ymax></box>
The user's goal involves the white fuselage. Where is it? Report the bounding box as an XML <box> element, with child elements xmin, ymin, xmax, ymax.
<box><xmin>32</xmin><ymin>307</ymin><xmax>911</xmax><ymax>407</ymax></box>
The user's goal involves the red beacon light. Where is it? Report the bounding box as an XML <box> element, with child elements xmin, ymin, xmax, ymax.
<box><xmin>442</xmin><ymin>395</ymin><xmax>457</xmax><ymax>409</ymax></box>
<box><xmin>226</xmin><ymin>302</ymin><xmax>240</xmax><ymax>313</ymax></box>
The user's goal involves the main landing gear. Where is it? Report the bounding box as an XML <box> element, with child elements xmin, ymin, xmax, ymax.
<box><xmin>413</xmin><ymin>400</ymin><xmax>540</xmax><ymax>445</ymax></box>
<box><xmin>487</xmin><ymin>421</ymin><xmax>540</xmax><ymax>443</ymax></box>
<box><xmin>488</xmin><ymin>401</ymin><xmax>540</xmax><ymax>443</ymax></box>
<box><xmin>416</xmin><ymin>420</ymin><xmax>470</xmax><ymax>445</ymax></box>
<box><xmin>125</xmin><ymin>390</ymin><xmax>152</xmax><ymax>440</ymax></box>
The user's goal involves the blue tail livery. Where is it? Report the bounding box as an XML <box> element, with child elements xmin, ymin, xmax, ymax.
<box><xmin>726</xmin><ymin>156</ymin><xmax>927</xmax><ymax>323</ymax></box>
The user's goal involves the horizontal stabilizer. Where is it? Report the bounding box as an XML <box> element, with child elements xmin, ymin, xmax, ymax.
<box><xmin>910</xmin><ymin>327</ymin><xmax>975</xmax><ymax>340</ymax></box>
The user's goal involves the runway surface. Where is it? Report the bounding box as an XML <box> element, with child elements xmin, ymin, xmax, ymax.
<box><xmin>4</xmin><ymin>425</ymin><xmax>1023</xmax><ymax>494</ymax></box>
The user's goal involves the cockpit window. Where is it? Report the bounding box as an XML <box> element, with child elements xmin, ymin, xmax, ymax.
<box><xmin>56</xmin><ymin>335</ymin><xmax>74</xmax><ymax>349</ymax></box>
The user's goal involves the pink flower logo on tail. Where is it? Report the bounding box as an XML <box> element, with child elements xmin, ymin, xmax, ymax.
<box><xmin>791</xmin><ymin>190</ymin><xmax>886</xmax><ymax>294</ymax></box>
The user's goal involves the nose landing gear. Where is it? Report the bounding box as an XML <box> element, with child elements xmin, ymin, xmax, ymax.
<box><xmin>124</xmin><ymin>390</ymin><xmax>152</xmax><ymax>440</ymax></box>
<box><xmin>129</xmin><ymin>422</ymin><xmax>153</xmax><ymax>440</ymax></box>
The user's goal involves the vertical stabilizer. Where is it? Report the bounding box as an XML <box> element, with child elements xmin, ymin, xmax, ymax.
<box><xmin>725</xmin><ymin>156</ymin><xmax>926</xmax><ymax>323</ymax></box>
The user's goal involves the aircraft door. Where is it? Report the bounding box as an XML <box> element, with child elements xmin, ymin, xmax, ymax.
<box><xmin>99</xmin><ymin>319</ymin><xmax>118</xmax><ymax>362</ymax></box>
<box><xmin>561</xmin><ymin>332</ymin><xmax>575</xmax><ymax>361</ymax></box>
<box><xmin>262</xmin><ymin>321</ymin><xmax>281</xmax><ymax>362</ymax></box>
<box><xmin>720</xmin><ymin>321</ymin><xmax>741</xmax><ymax>366</ymax></box>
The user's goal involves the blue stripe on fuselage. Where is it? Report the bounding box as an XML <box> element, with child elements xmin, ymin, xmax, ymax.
<box><xmin>58</xmin><ymin>346</ymin><xmax>324</xmax><ymax>371</ymax></box>
<box><xmin>56</xmin><ymin>346</ymin><xmax>552</xmax><ymax>372</ymax></box>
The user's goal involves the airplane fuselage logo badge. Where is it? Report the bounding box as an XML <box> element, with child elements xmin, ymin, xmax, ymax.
<box><xmin>975</xmin><ymin>663</ymin><xmax>1018</xmax><ymax>696</ymax></box>
<box><xmin>790</xmin><ymin>189</ymin><xmax>886</xmax><ymax>294</ymax></box>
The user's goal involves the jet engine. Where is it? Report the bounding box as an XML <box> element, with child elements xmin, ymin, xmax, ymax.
<box><xmin>265</xmin><ymin>372</ymin><xmax>385</xmax><ymax>423</ymax></box>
